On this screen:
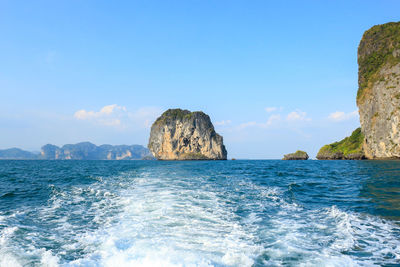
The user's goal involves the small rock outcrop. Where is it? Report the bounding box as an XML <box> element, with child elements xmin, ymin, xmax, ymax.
<box><xmin>317</xmin><ymin>128</ymin><xmax>366</xmax><ymax>160</ymax></box>
<box><xmin>357</xmin><ymin>22</ymin><xmax>400</xmax><ymax>158</ymax></box>
<box><xmin>148</xmin><ymin>109</ymin><xmax>227</xmax><ymax>160</ymax></box>
<box><xmin>282</xmin><ymin>150</ymin><xmax>309</xmax><ymax>160</ymax></box>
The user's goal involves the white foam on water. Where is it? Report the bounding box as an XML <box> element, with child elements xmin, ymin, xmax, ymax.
<box><xmin>67</xmin><ymin>172</ymin><xmax>262</xmax><ymax>267</ymax></box>
<box><xmin>260</xmin><ymin>205</ymin><xmax>400</xmax><ymax>266</ymax></box>
<box><xmin>0</xmin><ymin>225</ymin><xmax>25</xmax><ymax>267</ymax></box>
<box><xmin>0</xmin><ymin>180</ymin><xmax>120</xmax><ymax>266</ymax></box>
<box><xmin>0</xmin><ymin>254</ymin><xmax>23</xmax><ymax>267</ymax></box>
<box><xmin>1</xmin><ymin>168</ymin><xmax>400</xmax><ymax>266</ymax></box>
<box><xmin>40</xmin><ymin>249</ymin><xmax>59</xmax><ymax>267</ymax></box>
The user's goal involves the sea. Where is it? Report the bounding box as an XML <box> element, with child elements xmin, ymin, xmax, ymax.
<box><xmin>0</xmin><ymin>160</ymin><xmax>399</xmax><ymax>267</ymax></box>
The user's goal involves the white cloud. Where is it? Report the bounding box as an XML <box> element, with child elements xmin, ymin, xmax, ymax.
<box><xmin>215</xmin><ymin>120</ymin><xmax>232</xmax><ymax>126</ymax></box>
<box><xmin>286</xmin><ymin>110</ymin><xmax>311</xmax><ymax>122</ymax></box>
<box><xmin>238</xmin><ymin>114</ymin><xmax>282</xmax><ymax>130</ymax></box>
<box><xmin>238</xmin><ymin>121</ymin><xmax>257</xmax><ymax>129</ymax></box>
<box><xmin>74</xmin><ymin>104</ymin><xmax>126</xmax><ymax>120</ymax></box>
<box><xmin>328</xmin><ymin>110</ymin><xmax>358</xmax><ymax>122</ymax></box>
<box><xmin>265</xmin><ymin>106</ymin><xmax>284</xmax><ymax>113</ymax></box>
<box><xmin>266</xmin><ymin>114</ymin><xmax>281</xmax><ymax>126</ymax></box>
<box><xmin>74</xmin><ymin>110</ymin><xmax>95</xmax><ymax>120</ymax></box>
<box><xmin>74</xmin><ymin>104</ymin><xmax>127</xmax><ymax>127</ymax></box>
<box><xmin>74</xmin><ymin>105</ymin><xmax>162</xmax><ymax>129</ymax></box>
<box><xmin>237</xmin><ymin>109</ymin><xmax>310</xmax><ymax>130</ymax></box>
<box><xmin>100</xmin><ymin>104</ymin><xmax>126</xmax><ymax>115</ymax></box>
<box><xmin>265</xmin><ymin>107</ymin><xmax>277</xmax><ymax>113</ymax></box>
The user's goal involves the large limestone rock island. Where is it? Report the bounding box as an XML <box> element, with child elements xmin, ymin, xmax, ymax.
<box><xmin>148</xmin><ymin>109</ymin><xmax>227</xmax><ymax>160</ymax></box>
<box><xmin>317</xmin><ymin>21</ymin><xmax>400</xmax><ymax>160</ymax></box>
<box><xmin>357</xmin><ymin>22</ymin><xmax>400</xmax><ymax>158</ymax></box>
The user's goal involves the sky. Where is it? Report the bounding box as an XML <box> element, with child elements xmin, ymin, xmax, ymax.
<box><xmin>1</xmin><ymin>0</ymin><xmax>400</xmax><ymax>159</ymax></box>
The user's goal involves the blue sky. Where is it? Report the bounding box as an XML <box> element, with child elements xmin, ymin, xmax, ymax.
<box><xmin>1</xmin><ymin>0</ymin><xmax>400</xmax><ymax>158</ymax></box>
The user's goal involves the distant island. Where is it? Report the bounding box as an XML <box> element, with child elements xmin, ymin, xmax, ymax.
<box><xmin>317</xmin><ymin>21</ymin><xmax>400</xmax><ymax>160</ymax></box>
<box><xmin>1</xmin><ymin>109</ymin><xmax>228</xmax><ymax>161</ymax></box>
<box><xmin>4</xmin><ymin>22</ymin><xmax>400</xmax><ymax>161</ymax></box>
<box><xmin>0</xmin><ymin>142</ymin><xmax>154</xmax><ymax>160</ymax></box>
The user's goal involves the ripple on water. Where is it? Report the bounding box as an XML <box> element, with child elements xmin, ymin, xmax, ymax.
<box><xmin>0</xmin><ymin>160</ymin><xmax>399</xmax><ymax>266</ymax></box>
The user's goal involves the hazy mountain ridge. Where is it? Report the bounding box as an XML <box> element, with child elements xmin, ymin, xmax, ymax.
<box><xmin>0</xmin><ymin>142</ymin><xmax>153</xmax><ymax>160</ymax></box>
<box><xmin>0</xmin><ymin>148</ymin><xmax>39</xmax><ymax>159</ymax></box>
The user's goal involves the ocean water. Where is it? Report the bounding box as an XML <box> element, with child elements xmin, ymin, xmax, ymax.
<box><xmin>0</xmin><ymin>160</ymin><xmax>399</xmax><ymax>267</ymax></box>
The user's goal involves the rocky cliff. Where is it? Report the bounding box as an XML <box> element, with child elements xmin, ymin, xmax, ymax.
<box><xmin>357</xmin><ymin>22</ymin><xmax>400</xmax><ymax>158</ymax></box>
<box><xmin>148</xmin><ymin>109</ymin><xmax>227</xmax><ymax>160</ymax></box>
<box><xmin>282</xmin><ymin>150</ymin><xmax>309</xmax><ymax>160</ymax></box>
<box><xmin>317</xmin><ymin>128</ymin><xmax>365</xmax><ymax>160</ymax></box>
<box><xmin>41</xmin><ymin>142</ymin><xmax>152</xmax><ymax>160</ymax></box>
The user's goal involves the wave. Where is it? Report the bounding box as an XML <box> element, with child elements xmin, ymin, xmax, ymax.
<box><xmin>0</xmin><ymin>163</ymin><xmax>399</xmax><ymax>266</ymax></box>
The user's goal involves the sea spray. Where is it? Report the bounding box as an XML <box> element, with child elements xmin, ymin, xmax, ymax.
<box><xmin>0</xmin><ymin>160</ymin><xmax>399</xmax><ymax>266</ymax></box>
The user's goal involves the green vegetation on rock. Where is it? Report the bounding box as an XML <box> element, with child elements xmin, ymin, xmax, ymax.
<box><xmin>293</xmin><ymin>150</ymin><xmax>307</xmax><ymax>156</ymax></box>
<box><xmin>317</xmin><ymin>128</ymin><xmax>365</xmax><ymax>160</ymax></box>
<box><xmin>154</xmin><ymin>109</ymin><xmax>195</xmax><ymax>125</ymax></box>
<box><xmin>282</xmin><ymin>150</ymin><xmax>309</xmax><ymax>160</ymax></box>
<box><xmin>357</xmin><ymin>21</ymin><xmax>400</xmax><ymax>103</ymax></box>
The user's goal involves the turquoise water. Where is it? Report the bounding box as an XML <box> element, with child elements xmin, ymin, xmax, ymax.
<box><xmin>0</xmin><ymin>160</ymin><xmax>399</xmax><ymax>266</ymax></box>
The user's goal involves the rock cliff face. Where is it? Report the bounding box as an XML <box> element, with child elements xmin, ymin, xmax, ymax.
<box><xmin>282</xmin><ymin>150</ymin><xmax>309</xmax><ymax>160</ymax></box>
<box><xmin>148</xmin><ymin>109</ymin><xmax>227</xmax><ymax>160</ymax></box>
<box><xmin>357</xmin><ymin>22</ymin><xmax>400</xmax><ymax>158</ymax></box>
<box><xmin>317</xmin><ymin>128</ymin><xmax>365</xmax><ymax>160</ymax></box>
<box><xmin>318</xmin><ymin>22</ymin><xmax>400</xmax><ymax>160</ymax></box>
